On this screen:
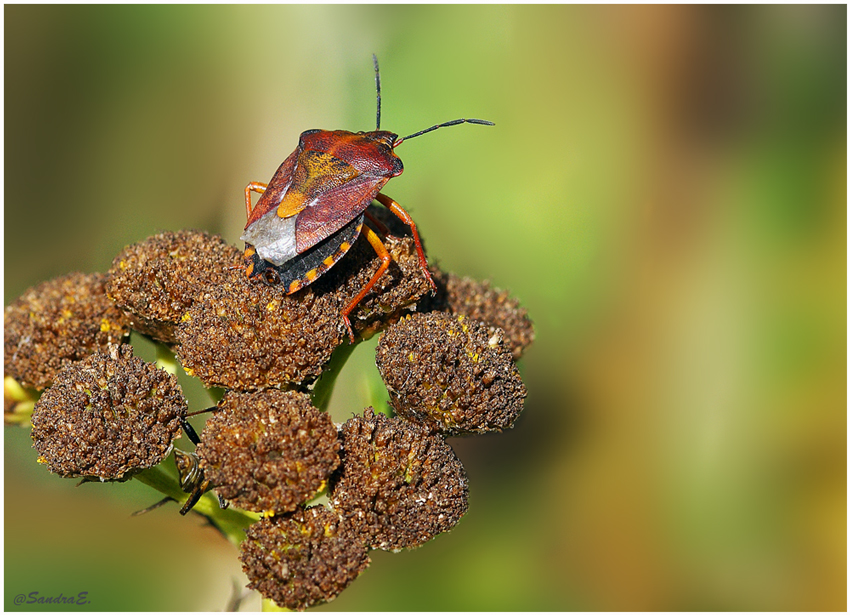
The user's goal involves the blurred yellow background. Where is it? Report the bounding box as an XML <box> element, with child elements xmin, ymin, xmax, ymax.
<box><xmin>5</xmin><ymin>5</ymin><xmax>845</xmax><ymax>611</ymax></box>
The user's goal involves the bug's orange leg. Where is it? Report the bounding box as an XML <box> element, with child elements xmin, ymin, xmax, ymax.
<box><xmin>363</xmin><ymin>209</ymin><xmax>392</xmax><ymax>237</ymax></box>
<box><xmin>374</xmin><ymin>193</ymin><xmax>437</xmax><ymax>293</ymax></box>
<box><xmin>244</xmin><ymin>182</ymin><xmax>269</xmax><ymax>220</ymax></box>
<box><xmin>341</xmin><ymin>225</ymin><xmax>391</xmax><ymax>343</ymax></box>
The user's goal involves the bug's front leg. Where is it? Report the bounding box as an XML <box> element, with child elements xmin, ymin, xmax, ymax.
<box><xmin>374</xmin><ymin>192</ymin><xmax>437</xmax><ymax>293</ymax></box>
<box><xmin>244</xmin><ymin>182</ymin><xmax>269</xmax><ymax>220</ymax></box>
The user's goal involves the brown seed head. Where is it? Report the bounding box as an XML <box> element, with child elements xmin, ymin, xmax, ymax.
<box><xmin>196</xmin><ymin>390</ymin><xmax>339</xmax><ymax>513</ymax></box>
<box><xmin>106</xmin><ymin>230</ymin><xmax>243</xmax><ymax>344</ymax></box>
<box><xmin>4</xmin><ymin>272</ymin><xmax>130</xmax><ymax>390</ymax></box>
<box><xmin>240</xmin><ymin>505</ymin><xmax>370</xmax><ymax>611</ymax></box>
<box><xmin>329</xmin><ymin>407</ymin><xmax>469</xmax><ymax>551</ymax></box>
<box><xmin>174</xmin><ymin>273</ymin><xmax>344</xmax><ymax>389</ymax></box>
<box><xmin>376</xmin><ymin>311</ymin><xmax>527</xmax><ymax>435</ymax></box>
<box><xmin>176</xmin><ymin>231</ymin><xmax>431</xmax><ymax>390</ymax></box>
<box><xmin>30</xmin><ymin>345</ymin><xmax>186</xmax><ymax>480</ymax></box>
<box><xmin>422</xmin><ymin>269</ymin><xmax>535</xmax><ymax>360</ymax></box>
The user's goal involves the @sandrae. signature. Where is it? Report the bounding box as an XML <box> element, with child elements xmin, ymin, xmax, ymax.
<box><xmin>13</xmin><ymin>592</ymin><xmax>90</xmax><ymax>606</ymax></box>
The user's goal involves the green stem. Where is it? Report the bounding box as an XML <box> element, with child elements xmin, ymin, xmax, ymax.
<box><xmin>311</xmin><ymin>341</ymin><xmax>358</xmax><ymax>413</ymax></box>
<box><xmin>154</xmin><ymin>342</ymin><xmax>179</xmax><ymax>375</ymax></box>
<box><xmin>134</xmin><ymin>463</ymin><xmax>259</xmax><ymax>546</ymax></box>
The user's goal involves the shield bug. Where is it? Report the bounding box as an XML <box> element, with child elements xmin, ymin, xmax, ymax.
<box><xmin>240</xmin><ymin>56</ymin><xmax>493</xmax><ymax>342</ymax></box>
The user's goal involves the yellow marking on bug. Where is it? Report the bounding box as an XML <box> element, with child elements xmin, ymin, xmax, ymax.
<box><xmin>276</xmin><ymin>150</ymin><xmax>359</xmax><ymax>219</ymax></box>
<box><xmin>323</xmin><ymin>256</ymin><xmax>336</xmax><ymax>268</ymax></box>
<box><xmin>288</xmin><ymin>280</ymin><xmax>302</xmax><ymax>294</ymax></box>
<box><xmin>339</xmin><ymin>241</ymin><xmax>351</xmax><ymax>252</ymax></box>
<box><xmin>305</xmin><ymin>269</ymin><xmax>318</xmax><ymax>282</ymax></box>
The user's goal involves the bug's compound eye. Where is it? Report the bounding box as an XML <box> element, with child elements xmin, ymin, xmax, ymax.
<box><xmin>262</xmin><ymin>269</ymin><xmax>281</xmax><ymax>286</ymax></box>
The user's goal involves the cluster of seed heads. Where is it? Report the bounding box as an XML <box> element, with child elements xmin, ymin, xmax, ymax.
<box><xmin>5</xmin><ymin>207</ymin><xmax>533</xmax><ymax>610</ymax></box>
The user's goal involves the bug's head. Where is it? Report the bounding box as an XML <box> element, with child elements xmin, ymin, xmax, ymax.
<box><xmin>371</xmin><ymin>54</ymin><xmax>494</xmax><ymax>150</ymax></box>
<box><xmin>359</xmin><ymin>130</ymin><xmax>404</xmax><ymax>177</ymax></box>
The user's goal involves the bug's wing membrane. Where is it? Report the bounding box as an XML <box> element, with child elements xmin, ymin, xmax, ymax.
<box><xmin>240</xmin><ymin>209</ymin><xmax>298</xmax><ymax>266</ymax></box>
<box><xmin>295</xmin><ymin>173</ymin><xmax>388</xmax><ymax>253</ymax></box>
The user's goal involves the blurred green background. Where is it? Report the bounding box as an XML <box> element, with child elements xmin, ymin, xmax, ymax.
<box><xmin>5</xmin><ymin>5</ymin><xmax>846</xmax><ymax>611</ymax></box>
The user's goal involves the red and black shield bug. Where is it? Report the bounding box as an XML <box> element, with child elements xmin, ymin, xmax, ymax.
<box><xmin>240</xmin><ymin>55</ymin><xmax>493</xmax><ymax>342</ymax></box>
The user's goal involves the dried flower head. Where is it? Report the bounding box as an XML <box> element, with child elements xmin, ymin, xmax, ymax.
<box><xmin>422</xmin><ymin>269</ymin><xmax>535</xmax><ymax>360</ymax></box>
<box><xmin>329</xmin><ymin>408</ymin><xmax>469</xmax><ymax>551</ymax></box>
<box><xmin>4</xmin><ymin>272</ymin><xmax>130</xmax><ymax>391</ymax></box>
<box><xmin>196</xmin><ymin>390</ymin><xmax>340</xmax><ymax>513</ymax></box>
<box><xmin>376</xmin><ymin>312</ymin><xmax>527</xmax><ymax>435</ymax></box>
<box><xmin>176</xmin><ymin>232</ymin><xmax>431</xmax><ymax>390</ymax></box>
<box><xmin>240</xmin><ymin>506</ymin><xmax>370</xmax><ymax>611</ymax></box>
<box><xmin>106</xmin><ymin>230</ymin><xmax>243</xmax><ymax>344</ymax></box>
<box><xmin>30</xmin><ymin>345</ymin><xmax>186</xmax><ymax>480</ymax></box>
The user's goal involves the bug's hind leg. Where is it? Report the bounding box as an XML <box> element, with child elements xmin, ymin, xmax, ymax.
<box><xmin>373</xmin><ymin>193</ymin><xmax>436</xmax><ymax>293</ymax></box>
<box><xmin>341</xmin><ymin>225</ymin><xmax>392</xmax><ymax>344</ymax></box>
<box><xmin>244</xmin><ymin>182</ymin><xmax>269</xmax><ymax>220</ymax></box>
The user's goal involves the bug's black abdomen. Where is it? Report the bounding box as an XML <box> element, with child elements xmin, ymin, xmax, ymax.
<box><xmin>245</xmin><ymin>214</ymin><xmax>365</xmax><ymax>294</ymax></box>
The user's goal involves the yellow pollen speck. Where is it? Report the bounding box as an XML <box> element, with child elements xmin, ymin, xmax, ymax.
<box><xmin>266</xmin><ymin>300</ymin><xmax>279</xmax><ymax>312</ymax></box>
<box><xmin>181</xmin><ymin>313</ymin><xmax>192</xmax><ymax>322</ymax></box>
<box><xmin>100</xmin><ymin>319</ymin><xmax>111</xmax><ymax>332</ymax></box>
<box><xmin>183</xmin><ymin>367</ymin><xmax>194</xmax><ymax>376</ymax></box>
<box><xmin>408</xmin><ymin>352</ymin><xmax>415</xmax><ymax>361</ymax></box>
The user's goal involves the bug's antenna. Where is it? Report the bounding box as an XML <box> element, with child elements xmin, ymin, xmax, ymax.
<box><xmin>373</xmin><ymin>54</ymin><xmax>382</xmax><ymax>131</ymax></box>
<box><xmin>395</xmin><ymin>118</ymin><xmax>495</xmax><ymax>146</ymax></box>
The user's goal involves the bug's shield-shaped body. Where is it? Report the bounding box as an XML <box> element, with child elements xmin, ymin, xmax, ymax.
<box><xmin>241</xmin><ymin>129</ymin><xmax>403</xmax><ymax>290</ymax></box>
